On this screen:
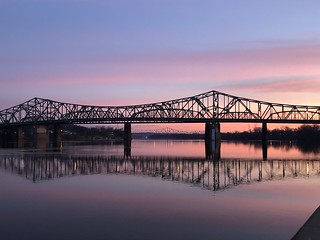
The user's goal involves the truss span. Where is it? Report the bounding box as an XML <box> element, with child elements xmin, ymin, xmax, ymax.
<box><xmin>0</xmin><ymin>90</ymin><xmax>320</xmax><ymax>126</ymax></box>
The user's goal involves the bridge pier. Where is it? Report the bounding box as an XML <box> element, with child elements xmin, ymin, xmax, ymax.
<box><xmin>17</xmin><ymin>127</ymin><xmax>24</xmax><ymax>148</ymax></box>
<box><xmin>205</xmin><ymin>122</ymin><xmax>221</xmax><ymax>160</ymax></box>
<box><xmin>52</xmin><ymin>125</ymin><xmax>62</xmax><ymax>148</ymax></box>
<box><xmin>30</xmin><ymin>125</ymin><xmax>63</xmax><ymax>149</ymax></box>
<box><xmin>0</xmin><ymin>127</ymin><xmax>10</xmax><ymax>147</ymax></box>
<box><xmin>0</xmin><ymin>126</ymin><xmax>20</xmax><ymax>147</ymax></box>
<box><xmin>262</xmin><ymin>122</ymin><xmax>268</xmax><ymax>160</ymax></box>
<box><xmin>0</xmin><ymin>125</ymin><xmax>63</xmax><ymax>149</ymax></box>
<box><xmin>124</xmin><ymin>123</ymin><xmax>131</xmax><ymax>157</ymax></box>
<box><xmin>33</xmin><ymin>125</ymin><xmax>49</xmax><ymax>149</ymax></box>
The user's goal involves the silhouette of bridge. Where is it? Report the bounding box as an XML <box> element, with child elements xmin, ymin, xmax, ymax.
<box><xmin>1</xmin><ymin>89</ymin><xmax>319</xmax><ymax>125</ymax></box>
<box><xmin>0</xmin><ymin>89</ymin><xmax>319</xmax><ymax>158</ymax></box>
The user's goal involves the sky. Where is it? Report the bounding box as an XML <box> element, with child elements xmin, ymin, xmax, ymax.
<box><xmin>1</xmin><ymin>0</ymin><xmax>320</xmax><ymax>132</ymax></box>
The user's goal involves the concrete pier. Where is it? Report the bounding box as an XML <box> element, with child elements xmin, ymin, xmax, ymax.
<box><xmin>17</xmin><ymin>127</ymin><xmax>24</xmax><ymax>148</ymax></box>
<box><xmin>0</xmin><ymin>126</ymin><xmax>19</xmax><ymax>147</ymax></box>
<box><xmin>292</xmin><ymin>206</ymin><xmax>320</xmax><ymax>239</ymax></box>
<box><xmin>262</xmin><ymin>122</ymin><xmax>267</xmax><ymax>140</ymax></box>
<box><xmin>205</xmin><ymin>122</ymin><xmax>221</xmax><ymax>160</ymax></box>
<box><xmin>52</xmin><ymin>125</ymin><xmax>62</xmax><ymax>147</ymax></box>
<box><xmin>262</xmin><ymin>122</ymin><xmax>268</xmax><ymax>160</ymax></box>
<box><xmin>0</xmin><ymin>125</ymin><xmax>63</xmax><ymax>148</ymax></box>
<box><xmin>124</xmin><ymin>123</ymin><xmax>132</xmax><ymax>157</ymax></box>
<box><xmin>33</xmin><ymin>125</ymin><xmax>49</xmax><ymax>149</ymax></box>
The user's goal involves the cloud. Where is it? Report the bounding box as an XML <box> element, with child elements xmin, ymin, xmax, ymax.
<box><xmin>2</xmin><ymin>42</ymin><xmax>320</xmax><ymax>85</ymax></box>
<box><xmin>1</xmin><ymin>41</ymin><xmax>320</xmax><ymax>109</ymax></box>
<box><xmin>218</xmin><ymin>76</ymin><xmax>320</xmax><ymax>93</ymax></box>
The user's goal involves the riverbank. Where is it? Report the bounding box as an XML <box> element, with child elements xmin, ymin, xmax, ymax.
<box><xmin>292</xmin><ymin>206</ymin><xmax>320</xmax><ymax>240</ymax></box>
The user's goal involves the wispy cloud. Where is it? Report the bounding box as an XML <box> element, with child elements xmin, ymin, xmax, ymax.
<box><xmin>2</xmin><ymin>42</ymin><xmax>320</xmax><ymax>85</ymax></box>
<box><xmin>1</xmin><ymin>42</ymin><xmax>320</xmax><ymax>108</ymax></box>
<box><xmin>218</xmin><ymin>76</ymin><xmax>320</xmax><ymax>93</ymax></box>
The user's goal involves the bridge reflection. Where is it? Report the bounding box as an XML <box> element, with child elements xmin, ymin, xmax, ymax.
<box><xmin>0</xmin><ymin>154</ymin><xmax>319</xmax><ymax>191</ymax></box>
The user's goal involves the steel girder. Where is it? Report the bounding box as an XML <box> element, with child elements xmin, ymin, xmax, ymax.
<box><xmin>0</xmin><ymin>90</ymin><xmax>320</xmax><ymax>126</ymax></box>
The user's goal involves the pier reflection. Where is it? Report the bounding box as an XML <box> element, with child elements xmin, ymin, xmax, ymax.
<box><xmin>0</xmin><ymin>154</ymin><xmax>319</xmax><ymax>191</ymax></box>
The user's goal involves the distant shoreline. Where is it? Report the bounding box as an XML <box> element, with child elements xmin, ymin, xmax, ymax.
<box><xmin>133</xmin><ymin>124</ymin><xmax>320</xmax><ymax>142</ymax></box>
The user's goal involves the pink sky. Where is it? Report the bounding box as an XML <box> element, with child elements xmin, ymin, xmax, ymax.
<box><xmin>2</xmin><ymin>43</ymin><xmax>320</xmax><ymax>133</ymax></box>
<box><xmin>1</xmin><ymin>1</ymin><xmax>320</xmax><ymax>132</ymax></box>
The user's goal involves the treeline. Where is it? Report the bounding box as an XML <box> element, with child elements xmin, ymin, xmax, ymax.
<box><xmin>61</xmin><ymin>124</ymin><xmax>320</xmax><ymax>142</ymax></box>
<box><xmin>223</xmin><ymin>125</ymin><xmax>320</xmax><ymax>142</ymax></box>
<box><xmin>62</xmin><ymin>125</ymin><xmax>123</xmax><ymax>140</ymax></box>
<box><xmin>143</xmin><ymin>133</ymin><xmax>204</xmax><ymax>140</ymax></box>
<box><xmin>139</xmin><ymin>125</ymin><xmax>320</xmax><ymax>142</ymax></box>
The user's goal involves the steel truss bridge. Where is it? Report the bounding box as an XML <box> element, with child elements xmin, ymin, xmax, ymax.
<box><xmin>1</xmin><ymin>154</ymin><xmax>319</xmax><ymax>191</ymax></box>
<box><xmin>0</xmin><ymin>89</ymin><xmax>320</xmax><ymax>126</ymax></box>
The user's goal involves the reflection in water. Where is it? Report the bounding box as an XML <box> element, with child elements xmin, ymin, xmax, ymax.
<box><xmin>1</xmin><ymin>154</ymin><xmax>319</xmax><ymax>191</ymax></box>
<box><xmin>231</xmin><ymin>140</ymin><xmax>320</xmax><ymax>155</ymax></box>
<box><xmin>2</xmin><ymin>139</ymin><xmax>320</xmax><ymax>161</ymax></box>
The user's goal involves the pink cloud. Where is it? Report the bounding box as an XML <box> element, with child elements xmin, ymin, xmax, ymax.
<box><xmin>219</xmin><ymin>76</ymin><xmax>320</xmax><ymax>93</ymax></box>
<box><xmin>4</xmin><ymin>43</ymin><xmax>320</xmax><ymax>88</ymax></box>
<box><xmin>2</xmin><ymin>42</ymin><xmax>320</xmax><ymax>111</ymax></box>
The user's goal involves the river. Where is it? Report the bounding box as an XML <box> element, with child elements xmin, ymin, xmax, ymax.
<box><xmin>0</xmin><ymin>140</ymin><xmax>319</xmax><ymax>240</ymax></box>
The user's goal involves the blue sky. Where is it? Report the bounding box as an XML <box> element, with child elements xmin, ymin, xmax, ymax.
<box><xmin>1</xmin><ymin>0</ymin><xmax>320</xmax><ymax>131</ymax></box>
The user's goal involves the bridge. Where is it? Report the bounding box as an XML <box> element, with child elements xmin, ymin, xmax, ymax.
<box><xmin>0</xmin><ymin>89</ymin><xmax>319</xmax><ymax>158</ymax></box>
<box><xmin>1</xmin><ymin>89</ymin><xmax>320</xmax><ymax>125</ymax></box>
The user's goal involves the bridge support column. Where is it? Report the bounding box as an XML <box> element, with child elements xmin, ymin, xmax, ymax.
<box><xmin>18</xmin><ymin>127</ymin><xmax>24</xmax><ymax>141</ymax></box>
<box><xmin>205</xmin><ymin>122</ymin><xmax>221</xmax><ymax>160</ymax></box>
<box><xmin>262</xmin><ymin>122</ymin><xmax>268</xmax><ymax>160</ymax></box>
<box><xmin>17</xmin><ymin>127</ymin><xmax>24</xmax><ymax>148</ymax></box>
<box><xmin>124</xmin><ymin>123</ymin><xmax>131</xmax><ymax>157</ymax></box>
<box><xmin>52</xmin><ymin>125</ymin><xmax>62</xmax><ymax>148</ymax></box>
<box><xmin>34</xmin><ymin>125</ymin><xmax>49</xmax><ymax>149</ymax></box>
<box><xmin>0</xmin><ymin>126</ymin><xmax>18</xmax><ymax>147</ymax></box>
<box><xmin>0</xmin><ymin>127</ymin><xmax>7</xmax><ymax>147</ymax></box>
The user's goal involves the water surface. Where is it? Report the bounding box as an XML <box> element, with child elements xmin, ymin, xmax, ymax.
<box><xmin>1</xmin><ymin>140</ymin><xmax>320</xmax><ymax>240</ymax></box>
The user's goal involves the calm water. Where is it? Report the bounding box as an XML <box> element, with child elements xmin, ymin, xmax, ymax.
<box><xmin>1</xmin><ymin>140</ymin><xmax>320</xmax><ymax>240</ymax></box>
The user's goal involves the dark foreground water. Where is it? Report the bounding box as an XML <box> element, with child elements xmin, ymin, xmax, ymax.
<box><xmin>1</xmin><ymin>140</ymin><xmax>320</xmax><ymax>240</ymax></box>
